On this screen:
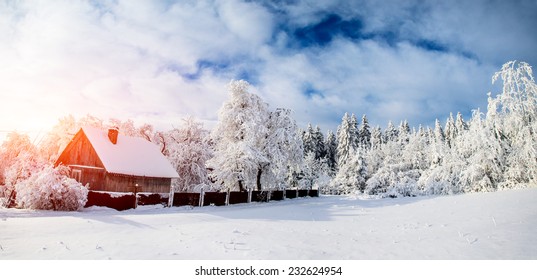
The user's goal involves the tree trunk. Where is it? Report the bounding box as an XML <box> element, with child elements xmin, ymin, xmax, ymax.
<box><xmin>256</xmin><ymin>168</ymin><xmax>263</xmax><ymax>191</ymax></box>
<box><xmin>238</xmin><ymin>179</ymin><xmax>245</xmax><ymax>192</ymax></box>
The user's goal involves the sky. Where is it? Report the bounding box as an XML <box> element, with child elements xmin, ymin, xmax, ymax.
<box><xmin>1</xmin><ymin>0</ymin><xmax>537</xmax><ymax>142</ymax></box>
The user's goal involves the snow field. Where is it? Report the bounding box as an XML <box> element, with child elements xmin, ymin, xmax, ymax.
<box><xmin>1</xmin><ymin>187</ymin><xmax>536</xmax><ymax>260</ymax></box>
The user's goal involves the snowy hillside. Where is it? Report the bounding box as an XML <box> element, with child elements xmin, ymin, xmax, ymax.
<box><xmin>1</xmin><ymin>187</ymin><xmax>535</xmax><ymax>260</ymax></box>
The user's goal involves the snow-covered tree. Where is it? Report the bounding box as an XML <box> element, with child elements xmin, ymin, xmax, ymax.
<box><xmin>336</xmin><ymin>113</ymin><xmax>358</xmax><ymax>168</ymax></box>
<box><xmin>457</xmin><ymin>110</ymin><xmax>505</xmax><ymax>192</ymax></box>
<box><xmin>39</xmin><ymin>115</ymin><xmax>79</xmax><ymax>162</ymax></box>
<box><xmin>358</xmin><ymin>114</ymin><xmax>371</xmax><ymax>149</ymax></box>
<box><xmin>313</xmin><ymin>125</ymin><xmax>326</xmax><ymax>159</ymax></box>
<box><xmin>444</xmin><ymin>113</ymin><xmax>456</xmax><ymax>147</ymax></box>
<box><xmin>15</xmin><ymin>165</ymin><xmax>88</xmax><ymax>211</ymax></box>
<box><xmin>350</xmin><ymin>113</ymin><xmax>360</xmax><ymax>148</ymax></box>
<box><xmin>158</xmin><ymin>117</ymin><xmax>212</xmax><ymax>192</ymax></box>
<box><xmin>209</xmin><ymin>81</ymin><xmax>303</xmax><ymax>191</ymax></box>
<box><xmin>398</xmin><ymin>120</ymin><xmax>410</xmax><ymax>145</ymax></box>
<box><xmin>455</xmin><ymin>112</ymin><xmax>468</xmax><ymax>133</ymax></box>
<box><xmin>301</xmin><ymin>124</ymin><xmax>325</xmax><ymax>160</ymax></box>
<box><xmin>384</xmin><ymin>121</ymin><xmax>398</xmax><ymax>143</ymax></box>
<box><xmin>301</xmin><ymin>152</ymin><xmax>330</xmax><ymax>192</ymax></box>
<box><xmin>264</xmin><ymin>108</ymin><xmax>303</xmax><ymax>190</ymax></box>
<box><xmin>208</xmin><ymin>80</ymin><xmax>270</xmax><ymax>191</ymax></box>
<box><xmin>370</xmin><ymin>125</ymin><xmax>383</xmax><ymax>149</ymax></box>
<box><xmin>433</xmin><ymin>119</ymin><xmax>445</xmax><ymax>144</ymax></box>
<box><xmin>332</xmin><ymin>148</ymin><xmax>367</xmax><ymax>194</ymax></box>
<box><xmin>487</xmin><ymin>61</ymin><xmax>537</xmax><ymax>187</ymax></box>
<box><xmin>302</xmin><ymin>124</ymin><xmax>316</xmax><ymax>157</ymax></box>
<box><xmin>0</xmin><ymin>132</ymin><xmax>39</xmax><ymax>186</ymax></box>
<box><xmin>324</xmin><ymin>130</ymin><xmax>338</xmax><ymax>175</ymax></box>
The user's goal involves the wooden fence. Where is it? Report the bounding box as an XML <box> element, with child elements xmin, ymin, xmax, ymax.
<box><xmin>172</xmin><ymin>188</ymin><xmax>318</xmax><ymax>208</ymax></box>
<box><xmin>85</xmin><ymin>189</ymin><xmax>319</xmax><ymax>211</ymax></box>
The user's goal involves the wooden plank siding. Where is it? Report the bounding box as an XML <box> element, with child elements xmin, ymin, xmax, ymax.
<box><xmin>104</xmin><ymin>174</ymin><xmax>171</xmax><ymax>193</ymax></box>
<box><xmin>56</xmin><ymin>130</ymin><xmax>105</xmax><ymax>169</ymax></box>
<box><xmin>69</xmin><ymin>166</ymin><xmax>106</xmax><ymax>191</ymax></box>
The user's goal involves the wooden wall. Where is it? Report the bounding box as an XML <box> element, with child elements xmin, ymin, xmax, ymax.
<box><xmin>104</xmin><ymin>174</ymin><xmax>171</xmax><ymax>193</ymax></box>
<box><xmin>56</xmin><ymin>130</ymin><xmax>105</xmax><ymax>168</ymax></box>
<box><xmin>72</xmin><ymin>166</ymin><xmax>106</xmax><ymax>190</ymax></box>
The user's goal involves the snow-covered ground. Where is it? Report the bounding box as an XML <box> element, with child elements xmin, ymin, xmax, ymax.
<box><xmin>1</xmin><ymin>188</ymin><xmax>536</xmax><ymax>260</ymax></box>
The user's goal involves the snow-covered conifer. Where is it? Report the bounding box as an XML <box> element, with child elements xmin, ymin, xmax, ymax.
<box><xmin>398</xmin><ymin>120</ymin><xmax>410</xmax><ymax>145</ymax></box>
<box><xmin>358</xmin><ymin>114</ymin><xmax>371</xmax><ymax>149</ymax></box>
<box><xmin>324</xmin><ymin>130</ymin><xmax>338</xmax><ymax>175</ymax></box>
<box><xmin>433</xmin><ymin>119</ymin><xmax>445</xmax><ymax>143</ymax></box>
<box><xmin>455</xmin><ymin>112</ymin><xmax>468</xmax><ymax>132</ymax></box>
<box><xmin>301</xmin><ymin>152</ymin><xmax>330</xmax><ymax>192</ymax></box>
<box><xmin>336</xmin><ymin>113</ymin><xmax>358</xmax><ymax>167</ymax></box>
<box><xmin>370</xmin><ymin>126</ymin><xmax>383</xmax><ymax>149</ymax></box>
<box><xmin>332</xmin><ymin>148</ymin><xmax>367</xmax><ymax>194</ymax></box>
<box><xmin>313</xmin><ymin>126</ymin><xmax>326</xmax><ymax>159</ymax></box>
<box><xmin>302</xmin><ymin>124</ymin><xmax>316</xmax><ymax>157</ymax></box>
<box><xmin>350</xmin><ymin>114</ymin><xmax>360</xmax><ymax>148</ymax></box>
<box><xmin>384</xmin><ymin>121</ymin><xmax>398</xmax><ymax>143</ymax></box>
<box><xmin>444</xmin><ymin>113</ymin><xmax>456</xmax><ymax>147</ymax></box>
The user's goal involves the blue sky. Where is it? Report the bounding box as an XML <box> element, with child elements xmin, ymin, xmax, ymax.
<box><xmin>1</xmin><ymin>0</ymin><xmax>536</xmax><ymax>139</ymax></box>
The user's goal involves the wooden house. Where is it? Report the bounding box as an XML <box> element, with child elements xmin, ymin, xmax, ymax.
<box><xmin>55</xmin><ymin>126</ymin><xmax>179</xmax><ymax>193</ymax></box>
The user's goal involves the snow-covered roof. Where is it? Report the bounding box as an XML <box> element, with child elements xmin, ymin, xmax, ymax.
<box><xmin>82</xmin><ymin>126</ymin><xmax>179</xmax><ymax>178</ymax></box>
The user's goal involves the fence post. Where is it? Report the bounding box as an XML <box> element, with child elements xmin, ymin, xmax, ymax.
<box><xmin>247</xmin><ymin>188</ymin><xmax>252</xmax><ymax>203</ymax></box>
<box><xmin>199</xmin><ymin>187</ymin><xmax>205</xmax><ymax>207</ymax></box>
<box><xmin>225</xmin><ymin>188</ymin><xmax>230</xmax><ymax>206</ymax></box>
<box><xmin>283</xmin><ymin>188</ymin><xmax>286</xmax><ymax>200</ymax></box>
<box><xmin>133</xmin><ymin>184</ymin><xmax>139</xmax><ymax>209</ymax></box>
<box><xmin>267</xmin><ymin>190</ymin><xmax>271</xmax><ymax>202</ymax></box>
<box><xmin>168</xmin><ymin>186</ymin><xmax>175</xmax><ymax>207</ymax></box>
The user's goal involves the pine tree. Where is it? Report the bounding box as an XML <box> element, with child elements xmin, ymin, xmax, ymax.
<box><xmin>302</xmin><ymin>124</ymin><xmax>316</xmax><ymax>157</ymax></box>
<box><xmin>350</xmin><ymin>113</ymin><xmax>360</xmax><ymax>148</ymax></box>
<box><xmin>313</xmin><ymin>126</ymin><xmax>326</xmax><ymax>159</ymax></box>
<box><xmin>358</xmin><ymin>114</ymin><xmax>371</xmax><ymax>149</ymax></box>
<box><xmin>384</xmin><ymin>121</ymin><xmax>398</xmax><ymax>143</ymax></box>
<box><xmin>455</xmin><ymin>112</ymin><xmax>468</xmax><ymax>133</ymax></box>
<box><xmin>444</xmin><ymin>113</ymin><xmax>456</xmax><ymax>148</ymax></box>
<box><xmin>398</xmin><ymin>120</ymin><xmax>410</xmax><ymax>144</ymax></box>
<box><xmin>324</xmin><ymin>130</ymin><xmax>338</xmax><ymax>175</ymax></box>
<box><xmin>332</xmin><ymin>148</ymin><xmax>367</xmax><ymax>194</ymax></box>
<box><xmin>434</xmin><ymin>119</ymin><xmax>445</xmax><ymax>143</ymax></box>
<box><xmin>370</xmin><ymin>126</ymin><xmax>383</xmax><ymax>149</ymax></box>
<box><xmin>336</xmin><ymin>113</ymin><xmax>358</xmax><ymax>167</ymax></box>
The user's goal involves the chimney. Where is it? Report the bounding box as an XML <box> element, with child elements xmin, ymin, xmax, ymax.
<box><xmin>108</xmin><ymin>127</ymin><xmax>119</xmax><ymax>144</ymax></box>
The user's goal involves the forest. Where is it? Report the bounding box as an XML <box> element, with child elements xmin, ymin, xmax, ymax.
<box><xmin>0</xmin><ymin>61</ymin><xmax>535</xmax><ymax>210</ymax></box>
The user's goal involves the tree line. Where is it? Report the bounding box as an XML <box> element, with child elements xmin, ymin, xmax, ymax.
<box><xmin>1</xmin><ymin>61</ymin><xmax>535</xmax><ymax>210</ymax></box>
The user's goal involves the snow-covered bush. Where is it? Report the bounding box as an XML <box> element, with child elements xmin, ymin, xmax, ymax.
<box><xmin>365</xmin><ymin>163</ymin><xmax>421</xmax><ymax>197</ymax></box>
<box><xmin>15</xmin><ymin>165</ymin><xmax>88</xmax><ymax>211</ymax></box>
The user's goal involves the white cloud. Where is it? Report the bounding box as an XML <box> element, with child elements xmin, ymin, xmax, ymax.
<box><xmin>0</xmin><ymin>0</ymin><xmax>535</xmax><ymax>142</ymax></box>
